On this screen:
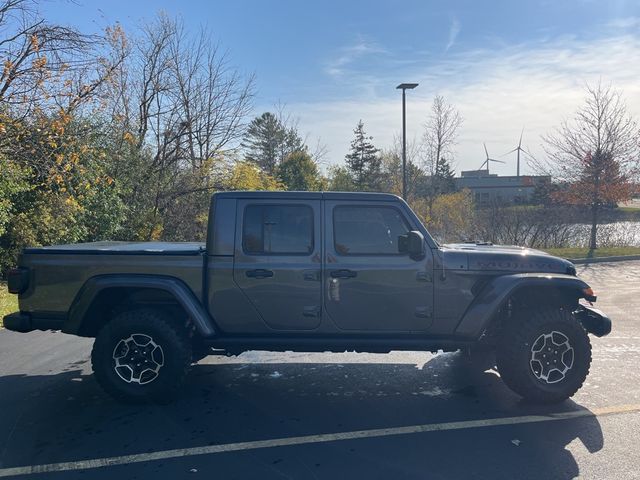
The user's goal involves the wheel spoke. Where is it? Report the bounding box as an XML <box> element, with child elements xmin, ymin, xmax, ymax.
<box><xmin>112</xmin><ymin>334</ymin><xmax>164</xmax><ymax>385</ymax></box>
<box><xmin>529</xmin><ymin>330</ymin><xmax>574</xmax><ymax>384</ymax></box>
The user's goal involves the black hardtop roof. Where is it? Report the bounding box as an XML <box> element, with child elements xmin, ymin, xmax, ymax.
<box><xmin>213</xmin><ymin>191</ymin><xmax>403</xmax><ymax>202</ymax></box>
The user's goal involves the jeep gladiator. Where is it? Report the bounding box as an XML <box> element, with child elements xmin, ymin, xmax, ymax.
<box><xmin>4</xmin><ymin>191</ymin><xmax>611</xmax><ymax>403</ymax></box>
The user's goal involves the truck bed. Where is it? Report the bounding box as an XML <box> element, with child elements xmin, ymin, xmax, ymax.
<box><xmin>16</xmin><ymin>242</ymin><xmax>206</xmax><ymax>320</ymax></box>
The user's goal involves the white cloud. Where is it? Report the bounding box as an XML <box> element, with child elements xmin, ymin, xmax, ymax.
<box><xmin>445</xmin><ymin>17</ymin><xmax>461</xmax><ymax>52</ymax></box>
<box><xmin>606</xmin><ymin>16</ymin><xmax>640</xmax><ymax>29</ymax></box>
<box><xmin>324</xmin><ymin>36</ymin><xmax>387</xmax><ymax>77</ymax></box>
<box><xmin>291</xmin><ymin>28</ymin><xmax>640</xmax><ymax>176</ymax></box>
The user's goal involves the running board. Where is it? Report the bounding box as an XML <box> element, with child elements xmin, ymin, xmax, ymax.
<box><xmin>203</xmin><ymin>336</ymin><xmax>473</xmax><ymax>355</ymax></box>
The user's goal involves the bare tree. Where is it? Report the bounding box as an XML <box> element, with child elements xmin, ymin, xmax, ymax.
<box><xmin>309</xmin><ymin>137</ymin><xmax>328</xmax><ymax>166</ymax></box>
<box><xmin>273</xmin><ymin>101</ymin><xmax>328</xmax><ymax>167</ymax></box>
<box><xmin>421</xmin><ymin>95</ymin><xmax>462</xmax><ymax>211</ymax></box>
<box><xmin>108</xmin><ymin>13</ymin><xmax>255</xmax><ymax>239</ymax></box>
<box><xmin>541</xmin><ymin>82</ymin><xmax>640</xmax><ymax>249</ymax></box>
<box><xmin>120</xmin><ymin>14</ymin><xmax>254</xmax><ymax>167</ymax></box>
<box><xmin>0</xmin><ymin>0</ymin><xmax>125</xmax><ymax>116</ymax></box>
<box><xmin>0</xmin><ymin>0</ymin><xmax>128</xmax><ymax>186</ymax></box>
<box><xmin>422</xmin><ymin>95</ymin><xmax>462</xmax><ymax>175</ymax></box>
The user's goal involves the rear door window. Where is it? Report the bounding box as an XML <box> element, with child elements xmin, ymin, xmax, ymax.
<box><xmin>243</xmin><ymin>204</ymin><xmax>313</xmax><ymax>255</ymax></box>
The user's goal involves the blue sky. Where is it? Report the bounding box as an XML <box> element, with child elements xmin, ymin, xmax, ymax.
<box><xmin>41</xmin><ymin>0</ymin><xmax>640</xmax><ymax>174</ymax></box>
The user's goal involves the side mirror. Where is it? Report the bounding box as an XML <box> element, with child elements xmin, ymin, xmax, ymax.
<box><xmin>399</xmin><ymin>231</ymin><xmax>425</xmax><ymax>258</ymax></box>
<box><xmin>408</xmin><ymin>230</ymin><xmax>425</xmax><ymax>258</ymax></box>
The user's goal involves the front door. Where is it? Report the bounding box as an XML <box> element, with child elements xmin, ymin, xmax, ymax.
<box><xmin>233</xmin><ymin>199</ymin><xmax>322</xmax><ymax>331</ymax></box>
<box><xmin>324</xmin><ymin>200</ymin><xmax>434</xmax><ymax>332</ymax></box>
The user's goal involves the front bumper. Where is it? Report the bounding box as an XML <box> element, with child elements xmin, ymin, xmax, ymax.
<box><xmin>3</xmin><ymin>312</ymin><xmax>64</xmax><ymax>333</ymax></box>
<box><xmin>576</xmin><ymin>304</ymin><xmax>612</xmax><ymax>337</ymax></box>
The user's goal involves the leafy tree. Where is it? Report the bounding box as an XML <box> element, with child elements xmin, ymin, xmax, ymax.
<box><xmin>0</xmin><ymin>158</ymin><xmax>30</xmax><ymax>238</ymax></box>
<box><xmin>277</xmin><ymin>151</ymin><xmax>323</xmax><ymax>191</ymax></box>
<box><xmin>0</xmin><ymin>6</ymin><xmax>260</xmax><ymax>273</ymax></box>
<box><xmin>542</xmin><ymin>83</ymin><xmax>640</xmax><ymax>249</ymax></box>
<box><xmin>426</xmin><ymin>189</ymin><xmax>475</xmax><ymax>242</ymax></box>
<box><xmin>328</xmin><ymin>165</ymin><xmax>355</xmax><ymax>191</ymax></box>
<box><xmin>242</xmin><ymin>112</ymin><xmax>306</xmax><ymax>174</ymax></box>
<box><xmin>0</xmin><ymin>114</ymin><xmax>126</xmax><ymax>273</ymax></box>
<box><xmin>345</xmin><ymin>120</ymin><xmax>381</xmax><ymax>191</ymax></box>
<box><xmin>379</xmin><ymin>149</ymin><xmax>425</xmax><ymax>199</ymax></box>
<box><xmin>226</xmin><ymin>161</ymin><xmax>282</xmax><ymax>191</ymax></box>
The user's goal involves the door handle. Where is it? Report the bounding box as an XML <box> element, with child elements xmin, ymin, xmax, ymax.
<box><xmin>246</xmin><ymin>269</ymin><xmax>274</xmax><ymax>279</ymax></box>
<box><xmin>330</xmin><ymin>269</ymin><xmax>357</xmax><ymax>279</ymax></box>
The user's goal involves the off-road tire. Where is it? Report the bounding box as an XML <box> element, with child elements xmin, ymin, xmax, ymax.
<box><xmin>91</xmin><ymin>308</ymin><xmax>192</xmax><ymax>404</ymax></box>
<box><xmin>463</xmin><ymin>345</ymin><xmax>497</xmax><ymax>373</ymax></box>
<box><xmin>496</xmin><ymin>307</ymin><xmax>591</xmax><ymax>403</ymax></box>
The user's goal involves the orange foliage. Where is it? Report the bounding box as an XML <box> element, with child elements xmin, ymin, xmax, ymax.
<box><xmin>553</xmin><ymin>152</ymin><xmax>634</xmax><ymax>207</ymax></box>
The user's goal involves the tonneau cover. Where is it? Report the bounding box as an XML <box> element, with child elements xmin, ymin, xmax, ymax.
<box><xmin>23</xmin><ymin>241</ymin><xmax>205</xmax><ymax>255</ymax></box>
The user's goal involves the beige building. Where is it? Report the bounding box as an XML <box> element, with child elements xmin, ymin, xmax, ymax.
<box><xmin>455</xmin><ymin>170</ymin><xmax>550</xmax><ymax>205</ymax></box>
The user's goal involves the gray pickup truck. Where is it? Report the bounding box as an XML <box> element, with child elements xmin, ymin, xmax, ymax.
<box><xmin>4</xmin><ymin>191</ymin><xmax>611</xmax><ymax>403</ymax></box>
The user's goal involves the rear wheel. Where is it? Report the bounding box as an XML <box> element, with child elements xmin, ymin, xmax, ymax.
<box><xmin>496</xmin><ymin>307</ymin><xmax>591</xmax><ymax>403</ymax></box>
<box><xmin>463</xmin><ymin>344</ymin><xmax>497</xmax><ymax>372</ymax></box>
<box><xmin>91</xmin><ymin>309</ymin><xmax>192</xmax><ymax>403</ymax></box>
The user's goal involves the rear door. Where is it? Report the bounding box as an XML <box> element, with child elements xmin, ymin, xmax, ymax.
<box><xmin>324</xmin><ymin>200</ymin><xmax>434</xmax><ymax>332</ymax></box>
<box><xmin>233</xmin><ymin>199</ymin><xmax>322</xmax><ymax>331</ymax></box>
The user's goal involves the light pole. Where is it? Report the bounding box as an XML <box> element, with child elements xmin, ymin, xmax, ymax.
<box><xmin>396</xmin><ymin>83</ymin><xmax>418</xmax><ymax>200</ymax></box>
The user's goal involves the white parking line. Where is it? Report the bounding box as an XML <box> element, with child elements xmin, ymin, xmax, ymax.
<box><xmin>1</xmin><ymin>404</ymin><xmax>638</xmax><ymax>478</ymax></box>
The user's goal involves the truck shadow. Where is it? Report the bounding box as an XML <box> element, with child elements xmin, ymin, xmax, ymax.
<box><xmin>0</xmin><ymin>352</ymin><xmax>604</xmax><ymax>479</ymax></box>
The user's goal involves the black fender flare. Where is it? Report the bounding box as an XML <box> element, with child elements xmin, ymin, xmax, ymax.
<box><xmin>454</xmin><ymin>273</ymin><xmax>590</xmax><ymax>339</ymax></box>
<box><xmin>64</xmin><ymin>274</ymin><xmax>217</xmax><ymax>338</ymax></box>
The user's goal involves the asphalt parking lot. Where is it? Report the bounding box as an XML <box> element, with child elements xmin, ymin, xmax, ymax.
<box><xmin>0</xmin><ymin>261</ymin><xmax>639</xmax><ymax>479</ymax></box>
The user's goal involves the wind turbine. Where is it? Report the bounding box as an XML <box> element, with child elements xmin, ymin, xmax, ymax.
<box><xmin>479</xmin><ymin>143</ymin><xmax>505</xmax><ymax>174</ymax></box>
<box><xmin>502</xmin><ymin>128</ymin><xmax>536</xmax><ymax>177</ymax></box>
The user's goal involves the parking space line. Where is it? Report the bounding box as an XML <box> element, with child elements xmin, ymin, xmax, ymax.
<box><xmin>1</xmin><ymin>403</ymin><xmax>639</xmax><ymax>478</ymax></box>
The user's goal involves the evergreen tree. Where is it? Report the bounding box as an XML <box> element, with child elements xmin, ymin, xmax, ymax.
<box><xmin>277</xmin><ymin>151</ymin><xmax>322</xmax><ymax>191</ymax></box>
<box><xmin>242</xmin><ymin>112</ymin><xmax>306</xmax><ymax>175</ymax></box>
<box><xmin>434</xmin><ymin>156</ymin><xmax>456</xmax><ymax>194</ymax></box>
<box><xmin>344</xmin><ymin>120</ymin><xmax>381</xmax><ymax>191</ymax></box>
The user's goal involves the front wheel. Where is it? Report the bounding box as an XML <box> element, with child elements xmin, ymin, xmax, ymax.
<box><xmin>496</xmin><ymin>307</ymin><xmax>591</xmax><ymax>403</ymax></box>
<box><xmin>91</xmin><ymin>309</ymin><xmax>192</xmax><ymax>403</ymax></box>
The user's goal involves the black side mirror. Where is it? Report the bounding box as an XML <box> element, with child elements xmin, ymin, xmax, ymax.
<box><xmin>399</xmin><ymin>231</ymin><xmax>425</xmax><ymax>258</ymax></box>
<box><xmin>407</xmin><ymin>230</ymin><xmax>425</xmax><ymax>258</ymax></box>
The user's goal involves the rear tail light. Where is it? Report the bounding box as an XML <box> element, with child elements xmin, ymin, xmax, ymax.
<box><xmin>7</xmin><ymin>268</ymin><xmax>29</xmax><ymax>294</ymax></box>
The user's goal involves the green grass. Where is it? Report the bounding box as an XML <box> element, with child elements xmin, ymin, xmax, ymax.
<box><xmin>617</xmin><ymin>206</ymin><xmax>640</xmax><ymax>213</ymax></box>
<box><xmin>0</xmin><ymin>282</ymin><xmax>19</xmax><ymax>328</ymax></box>
<box><xmin>543</xmin><ymin>246</ymin><xmax>640</xmax><ymax>260</ymax></box>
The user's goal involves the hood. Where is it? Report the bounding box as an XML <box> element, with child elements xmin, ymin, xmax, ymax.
<box><xmin>442</xmin><ymin>243</ymin><xmax>576</xmax><ymax>275</ymax></box>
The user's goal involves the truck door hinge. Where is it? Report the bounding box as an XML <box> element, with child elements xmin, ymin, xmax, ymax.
<box><xmin>303</xmin><ymin>269</ymin><xmax>321</xmax><ymax>281</ymax></box>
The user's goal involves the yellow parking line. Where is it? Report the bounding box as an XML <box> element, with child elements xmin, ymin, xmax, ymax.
<box><xmin>1</xmin><ymin>403</ymin><xmax>639</xmax><ymax>478</ymax></box>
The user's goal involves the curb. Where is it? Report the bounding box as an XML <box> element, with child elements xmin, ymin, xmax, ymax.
<box><xmin>570</xmin><ymin>254</ymin><xmax>640</xmax><ymax>264</ymax></box>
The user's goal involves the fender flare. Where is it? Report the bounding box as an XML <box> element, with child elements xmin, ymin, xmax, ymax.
<box><xmin>64</xmin><ymin>274</ymin><xmax>217</xmax><ymax>338</ymax></box>
<box><xmin>454</xmin><ymin>273</ymin><xmax>590</xmax><ymax>339</ymax></box>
